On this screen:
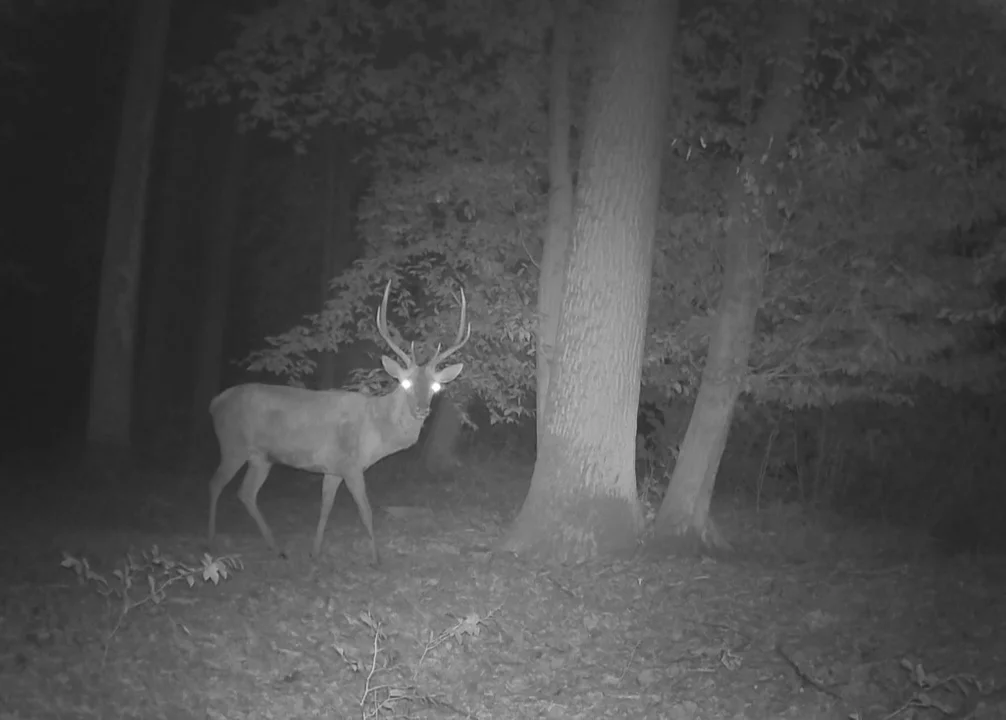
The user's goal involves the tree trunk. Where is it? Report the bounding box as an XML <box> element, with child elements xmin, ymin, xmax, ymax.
<box><xmin>535</xmin><ymin>0</ymin><xmax>574</xmax><ymax>445</ymax></box>
<box><xmin>501</xmin><ymin>0</ymin><xmax>676</xmax><ymax>562</ymax></box>
<box><xmin>86</xmin><ymin>0</ymin><xmax>172</xmax><ymax>473</ymax></box>
<box><xmin>655</xmin><ymin>3</ymin><xmax>809</xmax><ymax>549</ymax></box>
<box><xmin>186</xmin><ymin>112</ymin><xmax>247</xmax><ymax>470</ymax></box>
<box><xmin>137</xmin><ymin>90</ymin><xmax>196</xmax><ymax>451</ymax></box>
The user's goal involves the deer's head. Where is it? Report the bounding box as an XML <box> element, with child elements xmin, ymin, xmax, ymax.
<box><xmin>377</xmin><ymin>280</ymin><xmax>471</xmax><ymax>420</ymax></box>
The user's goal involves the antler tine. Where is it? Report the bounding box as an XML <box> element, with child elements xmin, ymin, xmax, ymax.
<box><xmin>376</xmin><ymin>280</ymin><xmax>414</xmax><ymax>366</ymax></box>
<box><xmin>430</xmin><ymin>287</ymin><xmax>471</xmax><ymax>367</ymax></box>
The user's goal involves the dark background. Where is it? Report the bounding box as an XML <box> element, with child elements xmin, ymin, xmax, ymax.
<box><xmin>3</xmin><ymin>4</ymin><xmax>129</xmax><ymax>455</ymax></box>
<box><xmin>2</xmin><ymin>1</ymin><xmax>367</xmax><ymax>463</ymax></box>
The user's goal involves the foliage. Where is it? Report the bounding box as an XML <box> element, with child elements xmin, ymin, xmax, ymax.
<box><xmin>332</xmin><ymin>605</ymin><xmax>503</xmax><ymax>718</ymax></box>
<box><xmin>648</xmin><ymin>0</ymin><xmax>1006</xmax><ymax>407</ymax></box>
<box><xmin>185</xmin><ymin>0</ymin><xmax>553</xmax><ymax>422</ymax></box>
<box><xmin>246</xmin><ymin>157</ymin><xmax>543</xmax><ymax>423</ymax></box>
<box><xmin>183</xmin><ymin>0</ymin><xmax>551</xmax><ymax>157</ymax></box>
<box><xmin>884</xmin><ymin>660</ymin><xmax>987</xmax><ymax>720</ymax></box>
<box><xmin>741</xmin><ymin>0</ymin><xmax>1006</xmax><ymax>405</ymax></box>
<box><xmin>61</xmin><ymin>547</ymin><xmax>242</xmax><ymax>653</ymax></box>
<box><xmin>198</xmin><ymin>0</ymin><xmax>1005</xmax><ymax>422</ymax></box>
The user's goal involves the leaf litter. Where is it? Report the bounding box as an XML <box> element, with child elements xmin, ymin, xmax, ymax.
<box><xmin>0</xmin><ymin>453</ymin><xmax>1003</xmax><ymax>720</ymax></box>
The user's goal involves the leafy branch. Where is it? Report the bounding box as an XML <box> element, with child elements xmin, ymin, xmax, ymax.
<box><xmin>61</xmin><ymin>547</ymin><xmax>242</xmax><ymax>663</ymax></box>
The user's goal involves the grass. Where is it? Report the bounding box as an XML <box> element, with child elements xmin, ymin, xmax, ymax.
<box><xmin>1</xmin><ymin>448</ymin><xmax>1005</xmax><ymax>719</ymax></box>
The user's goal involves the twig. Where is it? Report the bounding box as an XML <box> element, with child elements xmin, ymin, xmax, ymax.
<box><xmin>617</xmin><ymin>639</ymin><xmax>643</xmax><ymax>687</ymax></box>
<box><xmin>521</xmin><ymin>236</ymin><xmax>541</xmax><ymax>269</ymax></box>
<box><xmin>360</xmin><ymin>619</ymin><xmax>381</xmax><ymax>718</ymax></box>
<box><xmin>414</xmin><ymin>604</ymin><xmax>504</xmax><ymax>680</ymax></box>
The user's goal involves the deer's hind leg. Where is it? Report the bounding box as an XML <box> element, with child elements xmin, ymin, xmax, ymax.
<box><xmin>312</xmin><ymin>474</ymin><xmax>345</xmax><ymax>559</ymax></box>
<box><xmin>236</xmin><ymin>455</ymin><xmax>282</xmax><ymax>556</ymax></box>
<box><xmin>208</xmin><ymin>453</ymin><xmax>248</xmax><ymax>546</ymax></box>
<box><xmin>343</xmin><ymin>470</ymin><xmax>379</xmax><ymax>566</ymax></box>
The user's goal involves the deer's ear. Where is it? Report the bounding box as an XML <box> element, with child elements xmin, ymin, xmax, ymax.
<box><xmin>381</xmin><ymin>356</ymin><xmax>406</xmax><ymax>379</ymax></box>
<box><xmin>433</xmin><ymin>363</ymin><xmax>463</xmax><ymax>384</ymax></box>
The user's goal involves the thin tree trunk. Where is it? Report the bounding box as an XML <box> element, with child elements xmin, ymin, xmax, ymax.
<box><xmin>187</xmin><ymin>112</ymin><xmax>247</xmax><ymax>470</ymax></box>
<box><xmin>137</xmin><ymin>94</ymin><xmax>203</xmax><ymax>457</ymax></box>
<box><xmin>655</xmin><ymin>3</ymin><xmax>809</xmax><ymax>549</ymax></box>
<box><xmin>86</xmin><ymin>0</ymin><xmax>172</xmax><ymax>473</ymax></box>
<box><xmin>535</xmin><ymin>0</ymin><xmax>575</xmax><ymax>446</ymax></box>
<box><xmin>502</xmin><ymin>0</ymin><xmax>676</xmax><ymax>562</ymax></box>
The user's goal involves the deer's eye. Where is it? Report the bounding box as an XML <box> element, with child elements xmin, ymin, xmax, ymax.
<box><xmin>431</xmin><ymin>382</ymin><xmax>442</xmax><ymax>394</ymax></box>
<box><xmin>400</xmin><ymin>378</ymin><xmax>413</xmax><ymax>390</ymax></box>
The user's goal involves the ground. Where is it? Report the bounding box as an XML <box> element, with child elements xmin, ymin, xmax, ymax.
<box><xmin>0</xmin><ymin>448</ymin><xmax>1004</xmax><ymax>720</ymax></box>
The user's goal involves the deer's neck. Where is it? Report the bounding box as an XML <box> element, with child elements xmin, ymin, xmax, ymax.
<box><xmin>368</xmin><ymin>386</ymin><xmax>426</xmax><ymax>452</ymax></box>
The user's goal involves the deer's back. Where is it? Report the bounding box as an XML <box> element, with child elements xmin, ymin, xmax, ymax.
<box><xmin>209</xmin><ymin>383</ymin><xmax>419</xmax><ymax>475</ymax></box>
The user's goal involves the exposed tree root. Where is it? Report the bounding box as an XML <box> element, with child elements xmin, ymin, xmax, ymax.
<box><xmin>651</xmin><ymin>516</ymin><xmax>732</xmax><ymax>557</ymax></box>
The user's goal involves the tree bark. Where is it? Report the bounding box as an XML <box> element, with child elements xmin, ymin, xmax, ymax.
<box><xmin>187</xmin><ymin>111</ymin><xmax>247</xmax><ymax>470</ymax></box>
<box><xmin>535</xmin><ymin>0</ymin><xmax>574</xmax><ymax>446</ymax></box>
<box><xmin>502</xmin><ymin>0</ymin><xmax>676</xmax><ymax>562</ymax></box>
<box><xmin>86</xmin><ymin>0</ymin><xmax>172</xmax><ymax>472</ymax></box>
<box><xmin>137</xmin><ymin>89</ymin><xmax>195</xmax><ymax>449</ymax></box>
<box><xmin>655</xmin><ymin>2</ymin><xmax>809</xmax><ymax>549</ymax></box>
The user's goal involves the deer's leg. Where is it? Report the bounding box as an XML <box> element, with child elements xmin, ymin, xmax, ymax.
<box><xmin>312</xmin><ymin>474</ymin><xmax>344</xmax><ymax>559</ymax></box>
<box><xmin>343</xmin><ymin>471</ymin><xmax>379</xmax><ymax>566</ymax></box>
<box><xmin>208</xmin><ymin>454</ymin><xmax>248</xmax><ymax>545</ymax></box>
<box><xmin>236</xmin><ymin>456</ymin><xmax>280</xmax><ymax>555</ymax></box>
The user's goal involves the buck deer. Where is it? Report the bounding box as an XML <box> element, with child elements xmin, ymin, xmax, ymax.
<box><xmin>207</xmin><ymin>280</ymin><xmax>470</xmax><ymax>565</ymax></box>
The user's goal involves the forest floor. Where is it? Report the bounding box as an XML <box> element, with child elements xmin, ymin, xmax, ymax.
<box><xmin>0</xmin><ymin>447</ymin><xmax>1004</xmax><ymax>720</ymax></box>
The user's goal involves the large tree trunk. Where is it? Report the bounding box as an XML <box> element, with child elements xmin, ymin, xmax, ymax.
<box><xmin>186</xmin><ymin>112</ymin><xmax>247</xmax><ymax>470</ymax></box>
<box><xmin>86</xmin><ymin>0</ymin><xmax>172</xmax><ymax>472</ymax></box>
<box><xmin>655</xmin><ymin>3</ymin><xmax>809</xmax><ymax>549</ymax></box>
<box><xmin>535</xmin><ymin>0</ymin><xmax>574</xmax><ymax>445</ymax></box>
<box><xmin>502</xmin><ymin>0</ymin><xmax>676</xmax><ymax>562</ymax></box>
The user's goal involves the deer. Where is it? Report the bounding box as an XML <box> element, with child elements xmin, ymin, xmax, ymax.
<box><xmin>206</xmin><ymin>280</ymin><xmax>470</xmax><ymax>566</ymax></box>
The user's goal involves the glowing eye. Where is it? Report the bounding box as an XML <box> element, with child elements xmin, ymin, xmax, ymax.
<box><xmin>431</xmin><ymin>382</ymin><xmax>442</xmax><ymax>393</ymax></box>
<box><xmin>401</xmin><ymin>379</ymin><xmax>412</xmax><ymax>390</ymax></box>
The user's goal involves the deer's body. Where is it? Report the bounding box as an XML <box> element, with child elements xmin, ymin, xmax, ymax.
<box><xmin>207</xmin><ymin>281</ymin><xmax>469</xmax><ymax>565</ymax></box>
<box><xmin>210</xmin><ymin>384</ymin><xmax>424</xmax><ymax>475</ymax></box>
